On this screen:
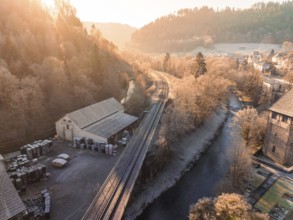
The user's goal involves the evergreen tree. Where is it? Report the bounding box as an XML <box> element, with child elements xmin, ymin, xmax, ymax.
<box><xmin>195</xmin><ymin>52</ymin><xmax>207</xmax><ymax>78</ymax></box>
<box><xmin>163</xmin><ymin>52</ymin><xmax>171</xmax><ymax>72</ymax></box>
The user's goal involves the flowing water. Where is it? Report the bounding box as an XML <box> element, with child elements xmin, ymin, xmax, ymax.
<box><xmin>137</xmin><ymin>94</ymin><xmax>242</xmax><ymax>220</ymax></box>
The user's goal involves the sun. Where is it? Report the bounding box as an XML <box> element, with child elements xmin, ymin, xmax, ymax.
<box><xmin>42</xmin><ymin>0</ymin><xmax>55</xmax><ymax>8</ymax></box>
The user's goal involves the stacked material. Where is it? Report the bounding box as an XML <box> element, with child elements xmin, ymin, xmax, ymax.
<box><xmin>73</xmin><ymin>137</ymin><xmax>82</xmax><ymax>148</ymax></box>
<box><xmin>73</xmin><ymin>137</ymin><xmax>118</xmax><ymax>155</ymax></box>
<box><xmin>94</xmin><ymin>141</ymin><xmax>106</xmax><ymax>153</ymax></box>
<box><xmin>6</xmin><ymin>154</ymin><xmax>30</xmax><ymax>171</ymax></box>
<box><xmin>23</xmin><ymin>197</ymin><xmax>44</xmax><ymax>219</ymax></box>
<box><xmin>22</xmin><ymin>189</ymin><xmax>50</xmax><ymax>219</ymax></box>
<box><xmin>8</xmin><ymin>164</ymin><xmax>47</xmax><ymax>191</ymax></box>
<box><xmin>73</xmin><ymin>137</ymin><xmax>97</xmax><ymax>150</ymax></box>
<box><xmin>20</xmin><ymin>140</ymin><xmax>53</xmax><ymax>160</ymax></box>
<box><xmin>42</xmin><ymin>189</ymin><xmax>51</xmax><ymax>218</ymax></box>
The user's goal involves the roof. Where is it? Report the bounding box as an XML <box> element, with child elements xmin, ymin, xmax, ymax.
<box><xmin>270</xmin><ymin>89</ymin><xmax>293</xmax><ymax>117</ymax></box>
<box><xmin>52</xmin><ymin>158</ymin><xmax>67</xmax><ymax>167</ymax></box>
<box><xmin>0</xmin><ymin>161</ymin><xmax>26</xmax><ymax>220</ymax></box>
<box><xmin>57</xmin><ymin>154</ymin><xmax>70</xmax><ymax>160</ymax></box>
<box><xmin>85</xmin><ymin>112</ymin><xmax>138</xmax><ymax>139</ymax></box>
<box><xmin>67</xmin><ymin>98</ymin><xmax>124</xmax><ymax>129</ymax></box>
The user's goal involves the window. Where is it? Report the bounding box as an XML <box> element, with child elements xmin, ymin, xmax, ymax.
<box><xmin>66</xmin><ymin>125</ymin><xmax>69</xmax><ymax>129</ymax></box>
<box><xmin>272</xmin><ymin>112</ymin><xmax>277</xmax><ymax>119</ymax></box>
<box><xmin>63</xmin><ymin>119</ymin><xmax>66</xmax><ymax>122</ymax></box>
<box><xmin>282</xmin><ymin>115</ymin><xmax>289</xmax><ymax>123</ymax></box>
<box><xmin>275</xmin><ymin>133</ymin><xmax>277</xmax><ymax>137</ymax></box>
<box><xmin>272</xmin><ymin>146</ymin><xmax>276</xmax><ymax>153</ymax></box>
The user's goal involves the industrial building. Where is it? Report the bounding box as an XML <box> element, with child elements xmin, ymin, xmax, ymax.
<box><xmin>55</xmin><ymin>98</ymin><xmax>138</xmax><ymax>144</ymax></box>
<box><xmin>0</xmin><ymin>155</ymin><xmax>26</xmax><ymax>220</ymax></box>
<box><xmin>263</xmin><ymin>89</ymin><xmax>293</xmax><ymax>166</ymax></box>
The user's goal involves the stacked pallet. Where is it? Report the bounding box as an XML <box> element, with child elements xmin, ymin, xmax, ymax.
<box><xmin>8</xmin><ymin>164</ymin><xmax>47</xmax><ymax>192</ymax></box>
<box><xmin>73</xmin><ymin>137</ymin><xmax>118</xmax><ymax>155</ymax></box>
<box><xmin>6</xmin><ymin>154</ymin><xmax>30</xmax><ymax>171</ymax></box>
<box><xmin>20</xmin><ymin>139</ymin><xmax>53</xmax><ymax>160</ymax></box>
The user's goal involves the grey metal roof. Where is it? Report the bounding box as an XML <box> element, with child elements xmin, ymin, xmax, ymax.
<box><xmin>67</xmin><ymin>98</ymin><xmax>124</xmax><ymax>129</ymax></box>
<box><xmin>85</xmin><ymin>112</ymin><xmax>138</xmax><ymax>139</ymax></box>
<box><xmin>270</xmin><ymin>89</ymin><xmax>293</xmax><ymax>117</ymax></box>
<box><xmin>0</xmin><ymin>161</ymin><xmax>26</xmax><ymax>220</ymax></box>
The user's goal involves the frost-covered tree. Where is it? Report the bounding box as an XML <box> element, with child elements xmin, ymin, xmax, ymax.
<box><xmin>232</xmin><ymin>107</ymin><xmax>267</xmax><ymax>148</ymax></box>
<box><xmin>190</xmin><ymin>193</ymin><xmax>268</xmax><ymax>220</ymax></box>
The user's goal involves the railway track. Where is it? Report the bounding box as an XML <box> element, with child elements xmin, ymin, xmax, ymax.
<box><xmin>82</xmin><ymin>78</ymin><xmax>169</xmax><ymax>220</ymax></box>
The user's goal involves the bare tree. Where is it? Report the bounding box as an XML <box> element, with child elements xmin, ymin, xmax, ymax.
<box><xmin>240</xmin><ymin>71</ymin><xmax>263</xmax><ymax>105</ymax></box>
<box><xmin>232</xmin><ymin>107</ymin><xmax>267</xmax><ymax>149</ymax></box>
<box><xmin>189</xmin><ymin>197</ymin><xmax>216</xmax><ymax>220</ymax></box>
<box><xmin>214</xmin><ymin>193</ymin><xmax>267</xmax><ymax>220</ymax></box>
<box><xmin>190</xmin><ymin>193</ymin><xmax>268</xmax><ymax>220</ymax></box>
<box><xmin>285</xmin><ymin>70</ymin><xmax>293</xmax><ymax>83</ymax></box>
<box><xmin>227</xmin><ymin>143</ymin><xmax>252</xmax><ymax>192</ymax></box>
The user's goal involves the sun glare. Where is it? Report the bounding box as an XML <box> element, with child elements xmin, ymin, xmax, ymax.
<box><xmin>42</xmin><ymin>0</ymin><xmax>55</xmax><ymax>8</ymax></box>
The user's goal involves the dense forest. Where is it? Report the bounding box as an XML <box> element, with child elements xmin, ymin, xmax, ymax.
<box><xmin>130</xmin><ymin>1</ymin><xmax>293</xmax><ymax>52</ymax></box>
<box><xmin>0</xmin><ymin>0</ymin><xmax>132</xmax><ymax>153</ymax></box>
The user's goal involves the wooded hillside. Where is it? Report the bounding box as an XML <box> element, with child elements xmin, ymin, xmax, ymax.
<box><xmin>0</xmin><ymin>0</ymin><xmax>131</xmax><ymax>153</ymax></box>
<box><xmin>83</xmin><ymin>22</ymin><xmax>136</xmax><ymax>49</ymax></box>
<box><xmin>130</xmin><ymin>1</ymin><xmax>293</xmax><ymax>52</ymax></box>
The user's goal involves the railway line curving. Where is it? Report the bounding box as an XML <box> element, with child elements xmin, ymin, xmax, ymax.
<box><xmin>82</xmin><ymin>77</ymin><xmax>169</xmax><ymax>220</ymax></box>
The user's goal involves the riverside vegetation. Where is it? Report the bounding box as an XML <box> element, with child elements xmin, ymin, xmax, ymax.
<box><xmin>124</xmin><ymin>51</ymin><xmax>271</xmax><ymax>219</ymax></box>
<box><xmin>126</xmin><ymin>51</ymin><xmax>268</xmax><ymax>189</ymax></box>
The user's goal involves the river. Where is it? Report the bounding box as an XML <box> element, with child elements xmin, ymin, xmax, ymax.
<box><xmin>136</xmin><ymin>94</ymin><xmax>242</xmax><ymax>220</ymax></box>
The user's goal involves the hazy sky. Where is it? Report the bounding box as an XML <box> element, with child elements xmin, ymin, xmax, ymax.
<box><xmin>48</xmin><ymin>0</ymin><xmax>287</xmax><ymax>27</ymax></box>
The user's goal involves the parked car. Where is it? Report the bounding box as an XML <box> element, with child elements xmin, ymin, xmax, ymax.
<box><xmin>51</xmin><ymin>158</ymin><xmax>67</xmax><ymax>168</ymax></box>
<box><xmin>57</xmin><ymin>153</ymin><xmax>70</xmax><ymax>161</ymax></box>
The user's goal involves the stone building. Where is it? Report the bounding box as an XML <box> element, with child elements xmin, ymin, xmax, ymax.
<box><xmin>263</xmin><ymin>89</ymin><xmax>293</xmax><ymax>166</ymax></box>
<box><xmin>55</xmin><ymin>98</ymin><xmax>138</xmax><ymax>144</ymax></box>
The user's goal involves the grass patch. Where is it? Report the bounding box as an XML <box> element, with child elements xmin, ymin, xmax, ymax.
<box><xmin>255</xmin><ymin>177</ymin><xmax>293</xmax><ymax>215</ymax></box>
<box><xmin>250</xmin><ymin>168</ymin><xmax>266</xmax><ymax>190</ymax></box>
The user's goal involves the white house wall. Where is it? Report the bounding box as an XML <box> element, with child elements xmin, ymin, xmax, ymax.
<box><xmin>56</xmin><ymin>116</ymin><xmax>107</xmax><ymax>143</ymax></box>
<box><xmin>56</xmin><ymin>116</ymin><xmax>72</xmax><ymax>140</ymax></box>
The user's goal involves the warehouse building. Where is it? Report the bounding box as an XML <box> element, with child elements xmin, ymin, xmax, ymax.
<box><xmin>55</xmin><ymin>98</ymin><xmax>138</xmax><ymax>144</ymax></box>
<box><xmin>0</xmin><ymin>155</ymin><xmax>26</xmax><ymax>220</ymax></box>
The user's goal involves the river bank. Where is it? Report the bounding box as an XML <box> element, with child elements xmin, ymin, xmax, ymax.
<box><xmin>124</xmin><ymin>100</ymin><xmax>230</xmax><ymax>220</ymax></box>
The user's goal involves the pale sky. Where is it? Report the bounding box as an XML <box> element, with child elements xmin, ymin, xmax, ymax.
<box><xmin>45</xmin><ymin>0</ymin><xmax>287</xmax><ymax>27</ymax></box>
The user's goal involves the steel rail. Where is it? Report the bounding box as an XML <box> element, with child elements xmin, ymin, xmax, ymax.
<box><xmin>111</xmin><ymin>82</ymin><xmax>168</xmax><ymax>220</ymax></box>
<box><xmin>82</xmin><ymin>79</ymin><xmax>168</xmax><ymax>220</ymax></box>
